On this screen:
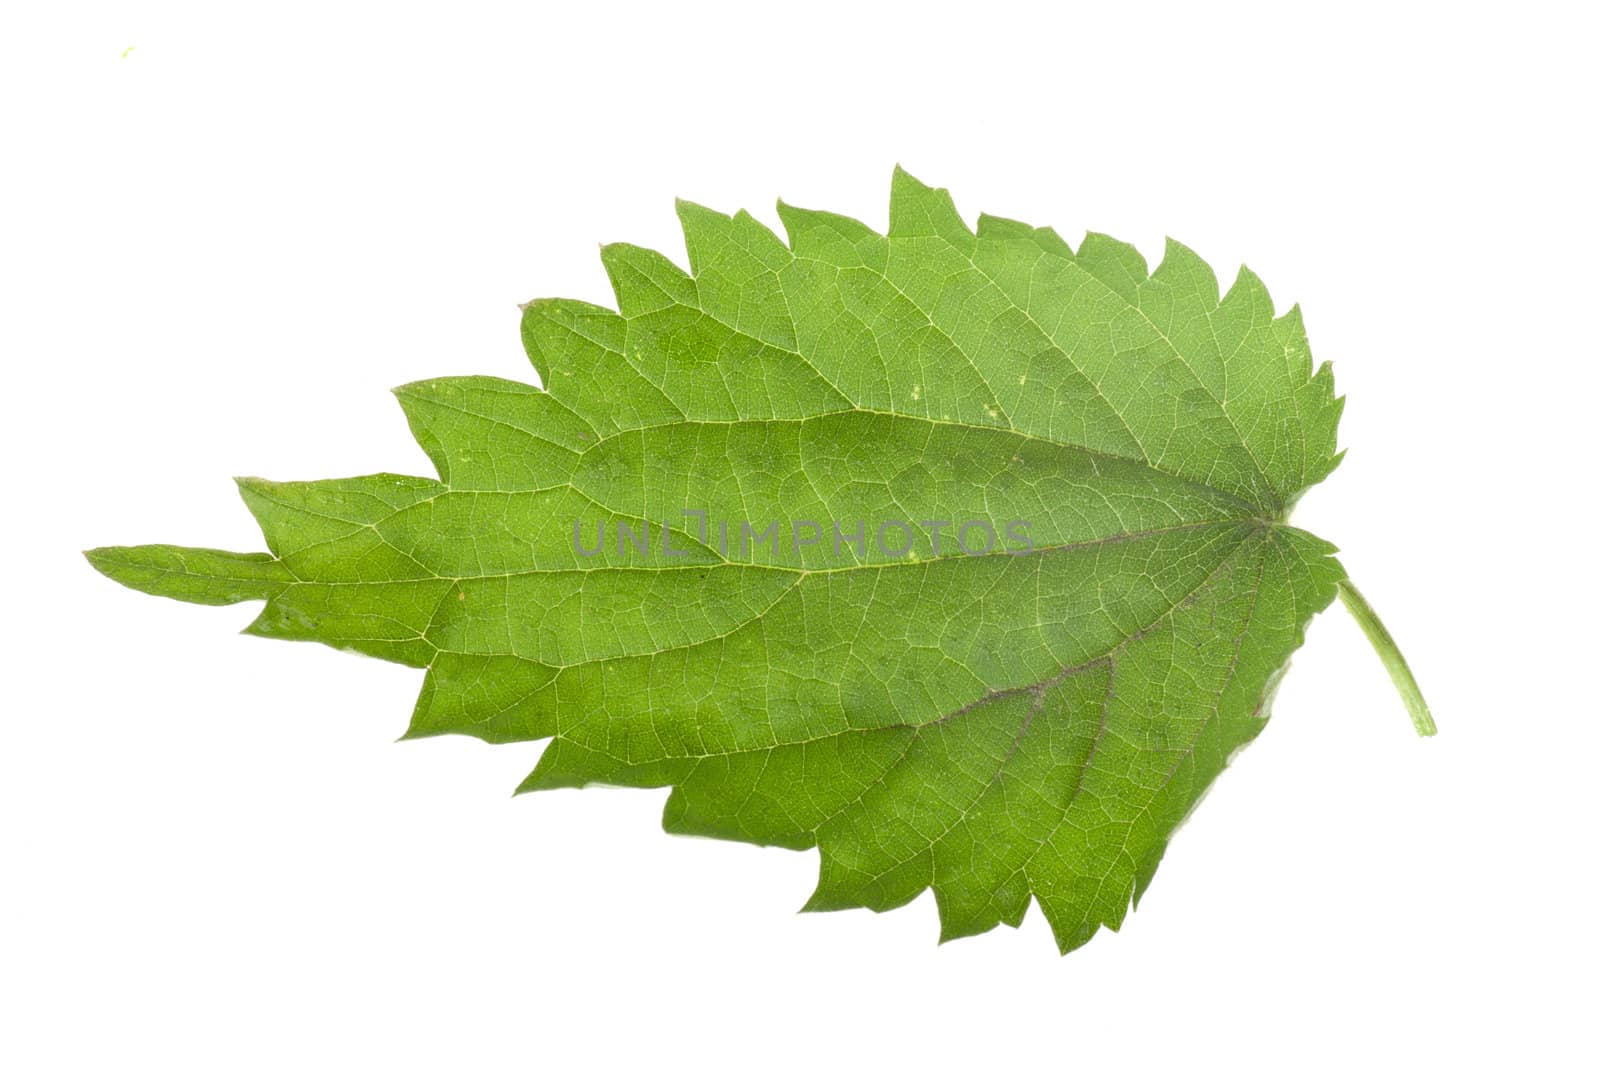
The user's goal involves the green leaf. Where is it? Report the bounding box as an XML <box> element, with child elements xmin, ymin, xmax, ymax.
<box><xmin>87</xmin><ymin>169</ymin><xmax>1431</xmax><ymax>953</ymax></box>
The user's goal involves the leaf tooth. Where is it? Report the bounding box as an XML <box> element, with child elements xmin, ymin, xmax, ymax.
<box><xmin>518</xmin><ymin>297</ymin><xmax>626</xmax><ymax>386</ymax></box>
<box><xmin>514</xmin><ymin>736</ymin><xmax>643</xmax><ymax>795</ymax></box>
<box><xmin>1153</xmin><ymin>237</ymin><xmax>1221</xmax><ymax>307</ymax></box>
<box><xmin>232</xmin><ymin>473</ymin><xmax>442</xmax><ymax>563</ymax></box>
<box><xmin>973</xmin><ymin>211</ymin><xmax>1031</xmax><ymax>240</ymax></box>
<box><xmin>233</xmin><ymin>475</ymin><xmax>305</xmax><ymax>558</ymax></box>
<box><xmin>1044</xmin><ymin>910</ymin><xmax>1103</xmax><ymax>956</ymax></box>
<box><xmin>1274</xmin><ymin>303</ymin><xmax>1331</xmax><ymax>404</ymax></box>
<box><xmin>518</xmin><ymin>296</ymin><xmax>679</xmax><ymax>437</ymax></box>
<box><xmin>598</xmin><ymin>241</ymin><xmax>695</xmax><ymax>317</ymax></box>
<box><xmin>391</xmin><ymin>375</ymin><xmax>588</xmax><ymax>490</ymax></box>
<box><xmin>1222</xmin><ymin>262</ymin><xmax>1276</xmax><ymax>322</ymax></box>
<box><xmin>975</xmin><ymin>213</ymin><xmax>1078</xmax><ymax>261</ymax></box>
<box><xmin>674</xmin><ymin>198</ymin><xmax>789</xmax><ymax>276</ymax></box>
<box><xmin>403</xmin><ymin>652</ymin><xmax>559</xmax><ymax>744</ymax></box>
<box><xmin>933</xmin><ymin>874</ymin><xmax>1029</xmax><ymax>944</ymax></box>
<box><xmin>1074</xmin><ymin>232</ymin><xmax>1149</xmax><ymax>302</ymax></box>
<box><xmin>888</xmin><ymin>165</ymin><xmax>975</xmax><ymax>251</ymax></box>
<box><xmin>774</xmin><ymin>198</ymin><xmax>884</xmax><ymax>267</ymax></box>
<box><xmin>674</xmin><ymin>199</ymin><xmax>803</xmax><ymax>355</ymax></box>
<box><xmin>674</xmin><ymin>198</ymin><xmax>732</xmax><ymax>277</ymax></box>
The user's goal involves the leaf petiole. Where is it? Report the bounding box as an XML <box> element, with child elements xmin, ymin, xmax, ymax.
<box><xmin>1337</xmin><ymin>580</ymin><xmax>1436</xmax><ymax>736</ymax></box>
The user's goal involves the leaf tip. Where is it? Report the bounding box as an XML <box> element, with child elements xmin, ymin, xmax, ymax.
<box><xmin>889</xmin><ymin>163</ymin><xmax>936</xmax><ymax>198</ymax></box>
<box><xmin>86</xmin><ymin>542</ymin><xmax>290</xmax><ymax>606</ymax></box>
<box><xmin>232</xmin><ymin>474</ymin><xmax>270</xmax><ymax>498</ymax></box>
<box><xmin>83</xmin><ymin>545</ymin><xmax>122</xmax><ymax>580</ymax></box>
<box><xmin>672</xmin><ymin>195</ymin><xmax>710</xmax><ymax>217</ymax></box>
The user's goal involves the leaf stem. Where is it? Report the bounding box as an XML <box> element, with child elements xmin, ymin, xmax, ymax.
<box><xmin>1337</xmin><ymin>580</ymin><xmax>1436</xmax><ymax>736</ymax></box>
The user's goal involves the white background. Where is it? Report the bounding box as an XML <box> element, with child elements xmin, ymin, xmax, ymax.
<box><xmin>4</xmin><ymin>2</ymin><xmax>1596</xmax><ymax>1063</ymax></box>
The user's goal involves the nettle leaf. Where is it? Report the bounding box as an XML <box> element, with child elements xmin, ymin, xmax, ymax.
<box><xmin>89</xmin><ymin>170</ymin><xmax>1431</xmax><ymax>954</ymax></box>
